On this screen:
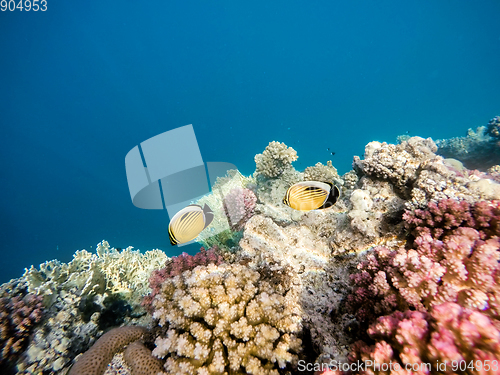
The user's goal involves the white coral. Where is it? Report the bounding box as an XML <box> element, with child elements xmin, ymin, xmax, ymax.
<box><xmin>151</xmin><ymin>263</ymin><xmax>302</xmax><ymax>374</ymax></box>
<box><xmin>255</xmin><ymin>141</ymin><xmax>298</xmax><ymax>178</ymax></box>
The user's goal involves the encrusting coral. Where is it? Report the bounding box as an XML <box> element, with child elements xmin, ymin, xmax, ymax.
<box><xmin>151</xmin><ymin>263</ymin><xmax>303</xmax><ymax>375</ymax></box>
<box><xmin>123</xmin><ymin>341</ymin><xmax>165</xmax><ymax>375</ymax></box>
<box><xmin>68</xmin><ymin>326</ymin><xmax>147</xmax><ymax>375</ymax></box>
<box><xmin>255</xmin><ymin>141</ymin><xmax>298</xmax><ymax>178</ymax></box>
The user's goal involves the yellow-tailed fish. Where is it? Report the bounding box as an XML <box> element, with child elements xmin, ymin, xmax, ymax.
<box><xmin>283</xmin><ymin>181</ymin><xmax>340</xmax><ymax>211</ymax></box>
<box><xmin>168</xmin><ymin>203</ymin><xmax>214</xmax><ymax>245</ymax></box>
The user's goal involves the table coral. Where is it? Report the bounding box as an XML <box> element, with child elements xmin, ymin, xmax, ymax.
<box><xmin>255</xmin><ymin>141</ymin><xmax>298</xmax><ymax>178</ymax></box>
<box><xmin>151</xmin><ymin>263</ymin><xmax>303</xmax><ymax>374</ymax></box>
<box><xmin>350</xmin><ymin>303</ymin><xmax>500</xmax><ymax>375</ymax></box>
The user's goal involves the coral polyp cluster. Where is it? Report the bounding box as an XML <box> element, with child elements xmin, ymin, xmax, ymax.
<box><xmin>151</xmin><ymin>263</ymin><xmax>303</xmax><ymax>375</ymax></box>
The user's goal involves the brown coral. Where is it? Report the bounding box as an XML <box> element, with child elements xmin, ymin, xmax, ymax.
<box><xmin>123</xmin><ymin>341</ymin><xmax>165</xmax><ymax>375</ymax></box>
<box><xmin>69</xmin><ymin>326</ymin><xmax>147</xmax><ymax>375</ymax></box>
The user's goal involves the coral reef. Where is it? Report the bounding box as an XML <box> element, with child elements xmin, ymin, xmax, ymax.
<box><xmin>0</xmin><ymin>280</ymin><xmax>43</xmax><ymax>371</ymax></box>
<box><xmin>18</xmin><ymin>241</ymin><xmax>166</xmax><ymax>374</ymax></box>
<box><xmin>68</xmin><ymin>326</ymin><xmax>147</xmax><ymax>375</ymax></box>
<box><xmin>303</xmin><ymin>161</ymin><xmax>343</xmax><ymax>187</ymax></box>
<box><xmin>24</xmin><ymin>241</ymin><xmax>167</xmax><ymax>309</ymax></box>
<box><xmin>255</xmin><ymin>141</ymin><xmax>298</xmax><ymax>178</ymax></box>
<box><xmin>223</xmin><ymin>187</ymin><xmax>257</xmax><ymax>230</ymax></box>
<box><xmin>351</xmin><ymin>303</ymin><xmax>500</xmax><ymax>374</ymax></box>
<box><xmin>353</xmin><ymin>136</ymin><xmax>439</xmax><ymax>195</ymax></box>
<box><xmin>143</xmin><ymin>246</ymin><xmax>224</xmax><ymax>312</ymax></box>
<box><xmin>436</xmin><ymin>116</ymin><xmax>500</xmax><ymax>170</ymax></box>
<box><xmin>151</xmin><ymin>263</ymin><xmax>303</xmax><ymax>374</ymax></box>
<box><xmin>354</xmin><ymin>136</ymin><xmax>500</xmax><ymax>210</ymax></box>
<box><xmin>4</xmin><ymin>124</ymin><xmax>500</xmax><ymax>375</ymax></box>
<box><xmin>349</xmin><ymin>199</ymin><xmax>500</xmax><ymax>324</ymax></box>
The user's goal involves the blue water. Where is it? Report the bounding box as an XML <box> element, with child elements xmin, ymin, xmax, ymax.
<box><xmin>1</xmin><ymin>1</ymin><xmax>499</xmax><ymax>283</ymax></box>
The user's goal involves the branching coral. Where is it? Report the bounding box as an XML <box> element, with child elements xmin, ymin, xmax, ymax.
<box><xmin>353</xmin><ymin>137</ymin><xmax>438</xmax><ymax>195</ymax></box>
<box><xmin>350</xmin><ymin>303</ymin><xmax>500</xmax><ymax>374</ymax></box>
<box><xmin>223</xmin><ymin>187</ymin><xmax>257</xmax><ymax>230</ymax></box>
<box><xmin>303</xmin><ymin>161</ymin><xmax>343</xmax><ymax>187</ymax></box>
<box><xmin>350</xmin><ymin>199</ymin><xmax>500</xmax><ymax>324</ymax></box>
<box><xmin>151</xmin><ymin>263</ymin><xmax>303</xmax><ymax>375</ymax></box>
<box><xmin>143</xmin><ymin>246</ymin><xmax>224</xmax><ymax>312</ymax></box>
<box><xmin>0</xmin><ymin>281</ymin><xmax>43</xmax><ymax>369</ymax></box>
<box><xmin>255</xmin><ymin>141</ymin><xmax>298</xmax><ymax>178</ymax></box>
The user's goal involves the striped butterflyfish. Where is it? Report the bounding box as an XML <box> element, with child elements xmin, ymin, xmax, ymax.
<box><xmin>168</xmin><ymin>204</ymin><xmax>214</xmax><ymax>245</ymax></box>
<box><xmin>283</xmin><ymin>181</ymin><xmax>340</xmax><ymax>211</ymax></box>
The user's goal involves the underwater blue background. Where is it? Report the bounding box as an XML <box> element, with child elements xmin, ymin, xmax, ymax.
<box><xmin>1</xmin><ymin>1</ymin><xmax>499</xmax><ymax>283</ymax></box>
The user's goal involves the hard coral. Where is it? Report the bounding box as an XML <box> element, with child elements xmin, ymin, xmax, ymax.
<box><xmin>143</xmin><ymin>246</ymin><xmax>223</xmax><ymax>312</ymax></box>
<box><xmin>151</xmin><ymin>263</ymin><xmax>303</xmax><ymax>375</ymax></box>
<box><xmin>0</xmin><ymin>284</ymin><xmax>43</xmax><ymax>368</ymax></box>
<box><xmin>350</xmin><ymin>199</ymin><xmax>500</xmax><ymax>323</ymax></box>
<box><xmin>351</xmin><ymin>303</ymin><xmax>500</xmax><ymax>375</ymax></box>
<box><xmin>68</xmin><ymin>326</ymin><xmax>147</xmax><ymax>375</ymax></box>
<box><xmin>123</xmin><ymin>341</ymin><xmax>165</xmax><ymax>375</ymax></box>
<box><xmin>353</xmin><ymin>137</ymin><xmax>438</xmax><ymax>195</ymax></box>
<box><xmin>223</xmin><ymin>187</ymin><xmax>257</xmax><ymax>231</ymax></box>
<box><xmin>255</xmin><ymin>141</ymin><xmax>298</xmax><ymax>178</ymax></box>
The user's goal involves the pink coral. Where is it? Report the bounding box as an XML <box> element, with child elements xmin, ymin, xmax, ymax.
<box><xmin>142</xmin><ymin>246</ymin><xmax>223</xmax><ymax>311</ymax></box>
<box><xmin>0</xmin><ymin>290</ymin><xmax>43</xmax><ymax>366</ymax></box>
<box><xmin>350</xmin><ymin>199</ymin><xmax>500</xmax><ymax>323</ymax></box>
<box><xmin>350</xmin><ymin>303</ymin><xmax>500</xmax><ymax>375</ymax></box>
<box><xmin>223</xmin><ymin>187</ymin><xmax>257</xmax><ymax>230</ymax></box>
<box><xmin>403</xmin><ymin>198</ymin><xmax>500</xmax><ymax>240</ymax></box>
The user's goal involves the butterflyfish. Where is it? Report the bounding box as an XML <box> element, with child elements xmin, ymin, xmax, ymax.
<box><xmin>168</xmin><ymin>204</ymin><xmax>214</xmax><ymax>245</ymax></box>
<box><xmin>283</xmin><ymin>181</ymin><xmax>340</xmax><ymax>211</ymax></box>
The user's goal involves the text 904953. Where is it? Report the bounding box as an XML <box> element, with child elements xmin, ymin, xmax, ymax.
<box><xmin>1</xmin><ymin>0</ymin><xmax>47</xmax><ymax>11</ymax></box>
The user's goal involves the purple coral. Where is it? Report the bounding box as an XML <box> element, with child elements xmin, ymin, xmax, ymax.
<box><xmin>223</xmin><ymin>187</ymin><xmax>257</xmax><ymax>230</ymax></box>
<box><xmin>350</xmin><ymin>303</ymin><xmax>500</xmax><ymax>374</ymax></box>
<box><xmin>350</xmin><ymin>199</ymin><xmax>500</xmax><ymax>322</ymax></box>
<box><xmin>0</xmin><ymin>292</ymin><xmax>43</xmax><ymax>365</ymax></box>
<box><xmin>143</xmin><ymin>246</ymin><xmax>223</xmax><ymax>311</ymax></box>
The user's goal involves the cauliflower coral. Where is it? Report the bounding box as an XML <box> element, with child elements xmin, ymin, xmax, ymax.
<box><xmin>151</xmin><ymin>263</ymin><xmax>303</xmax><ymax>375</ymax></box>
